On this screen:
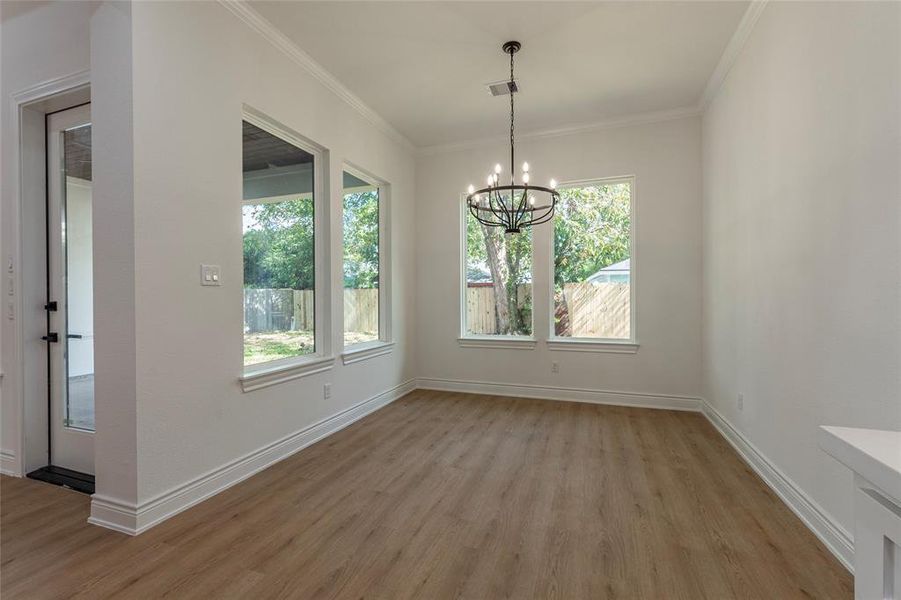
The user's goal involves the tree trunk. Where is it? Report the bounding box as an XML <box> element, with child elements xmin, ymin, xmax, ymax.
<box><xmin>505</xmin><ymin>240</ymin><xmax>525</xmax><ymax>334</ymax></box>
<box><xmin>479</xmin><ymin>223</ymin><xmax>510</xmax><ymax>334</ymax></box>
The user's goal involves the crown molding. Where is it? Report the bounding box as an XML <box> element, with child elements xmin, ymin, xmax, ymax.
<box><xmin>219</xmin><ymin>0</ymin><xmax>765</xmax><ymax>157</ymax></box>
<box><xmin>699</xmin><ymin>0</ymin><xmax>770</xmax><ymax>110</ymax></box>
<box><xmin>217</xmin><ymin>0</ymin><xmax>415</xmax><ymax>154</ymax></box>
<box><xmin>417</xmin><ymin>105</ymin><xmax>702</xmax><ymax>157</ymax></box>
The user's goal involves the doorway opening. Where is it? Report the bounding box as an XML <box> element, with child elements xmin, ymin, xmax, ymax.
<box><xmin>24</xmin><ymin>101</ymin><xmax>95</xmax><ymax>494</ymax></box>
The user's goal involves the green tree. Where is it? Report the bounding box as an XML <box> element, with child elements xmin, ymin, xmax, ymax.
<box><xmin>243</xmin><ymin>197</ymin><xmax>314</xmax><ymax>290</ymax></box>
<box><xmin>243</xmin><ymin>191</ymin><xmax>380</xmax><ymax>292</ymax></box>
<box><xmin>552</xmin><ymin>183</ymin><xmax>631</xmax><ymax>334</ymax></box>
<box><xmin>342</xmin><ymin>190</ymin><xmax>379</xmax><ymax>289</ymax></box>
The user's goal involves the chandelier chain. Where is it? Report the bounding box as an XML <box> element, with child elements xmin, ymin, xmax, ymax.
<box><xmin>510</xmin><ymin>48</ymin><xmax>515</xmax><ymax>188</ymax></box>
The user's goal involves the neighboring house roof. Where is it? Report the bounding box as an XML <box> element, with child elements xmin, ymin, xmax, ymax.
<box><xmin>586</xmin><ymin>258</ymin><xmax>630</xmax><ymax>282</ymax></box>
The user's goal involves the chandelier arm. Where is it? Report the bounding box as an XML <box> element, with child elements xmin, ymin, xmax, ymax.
<box><xmin>490</xmin><ymin>191</ymin><xmax>511</xmax><ymax>226</ymax></box>
<box><xmin>487</xmin><ymin>188</ymin><xmax>507</xmax><ymax>223</ymax></box>
<box><xmin>514</xmin><ymin>187</ymin><xmax>529</xmax><ymax>228</ymax></box>
<box><xmin>525</xmin><ymin>204</ymin><xmax>556</xmax><ymax>227</ymax></box>
<box><xmin>470</xmin><ymin>204</ymin><xmax>505</xmax><ymax>228</ymax></box>
<box><xmin>519</xmin><ymin>196</ymin><xmax>556</xmax><ymax>227</ymax></box>
<box><xmin>468</xmin><ymin>188</ymin><xmax>505</xmax><ymax>224</ymax></box>
<box><xmin>501</xmin><ymin>188</ymin><xmax>515</xmax><ymax>231</ymax></box>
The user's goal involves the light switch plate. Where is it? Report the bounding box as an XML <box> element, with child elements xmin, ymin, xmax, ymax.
<box><xmin>201</xmin><ymin>264</ymin><xmax>221</xmax><ymax>286</ymax></box>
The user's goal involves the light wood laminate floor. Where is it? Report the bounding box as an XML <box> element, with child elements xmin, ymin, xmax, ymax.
<box><xmin>1</xmin><ymin>390</ymin><xmax>851</xmax><ymax>599</ymax></box>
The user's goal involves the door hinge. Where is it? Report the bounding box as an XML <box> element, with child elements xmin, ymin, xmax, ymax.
<box><xmin>41</xmin><ymin>332</ymin><xmax>59</xmax><ymax>343</ymax></box>
<box><xmin>44</xmin><ymin>301</ymin><xmax>58</xmax><ymax>312</ymax></box>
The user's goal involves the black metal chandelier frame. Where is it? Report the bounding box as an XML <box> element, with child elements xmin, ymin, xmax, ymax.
<box><xmin>466</xmin><ymin>41</ymin><xmax>559</xmax><ymax>234</ymax></box>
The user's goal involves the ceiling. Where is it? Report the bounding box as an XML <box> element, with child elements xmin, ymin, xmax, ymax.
<box><xmin>250</xmin><ymin>1</ymin><xmax>749</xmax><ymax>149</ymax></box>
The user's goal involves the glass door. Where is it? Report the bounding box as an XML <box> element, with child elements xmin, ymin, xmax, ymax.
<box><xmin>46</xmin><ymin>104</ymin><xmax>94</xmax><ymax>475</ymax></box>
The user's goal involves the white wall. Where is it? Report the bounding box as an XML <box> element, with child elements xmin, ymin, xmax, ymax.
<box><xmin>1</xmin><ymin>0</ymin><xmax>97</xmax><ymax>474</ymax></box>
<box><xmin>123</xmin><ymin>1</ymin><xmax>416</xmax><ymax>503</ymax></box>
<box><xmin>702</xmin><ymin>1</ymin><xmax>901</xmax><ymax>535</ymax></box>
<box><xmin>415</xmin><ymin>117</ymin><xmax>703</xmax><ymax>399</ymax></box>
<box><xmin>2</xmin><ymin>1</ymin><xmax>416</xmax><ymax>510</ymax></box>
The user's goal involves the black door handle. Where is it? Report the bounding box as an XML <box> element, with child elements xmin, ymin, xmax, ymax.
<box><xmin>67</xmin><ymin>334</ymin><xmax>83</xmax><ymax>339</ymax></box>
<box><xmin>41</xmin><ymin>332</ymin><xmax>59</xmax><ymax>343</ymax></box>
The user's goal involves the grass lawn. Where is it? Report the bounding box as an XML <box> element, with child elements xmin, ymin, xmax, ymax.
<box><xmin>244</xmin><ymin>329</ymin><xmax>379</xmax><ymax>365</ymax></box>
<box><xmin>244</xmin><ymin>330</ymin><xmax>314</xmax><ymax>365</ymax></box>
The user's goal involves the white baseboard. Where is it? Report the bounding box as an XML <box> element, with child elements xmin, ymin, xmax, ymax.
<box><xmin>416</xmin><ymin>377</ymin><xmax>702</xmax><ymax>411</ymax></box>
<box><xmin>701</xmin><ymin>400</ymin><xmax>854</xmax><ymax>572</ymax></box>
<box><xmin>89</xmin><ymin>378</ymin><xmax>416</xmax><ymax>535</ymax></box>
<box><xmin>1</xmin><ymin>450</ymin><xmax>20</xmax><ymax>477</ymax></box>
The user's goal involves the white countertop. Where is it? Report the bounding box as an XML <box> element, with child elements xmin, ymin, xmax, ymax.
<box><xmin>819</xmin><ymin>426</ymin><xmax>901</xmax><ymax>505</ymax></box>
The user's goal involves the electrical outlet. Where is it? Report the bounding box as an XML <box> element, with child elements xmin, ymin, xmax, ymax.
<box><xmin>551</xmin><ymin>361</ymin><xmax>559</xmax><ymax>373</ymax></box>
<box><xmin>324</xmin><ymin>383</ymin><xmax>332</xmax><ymax>399</ymax></box>
<box><xmin>737</xmin><ymin>393</ymin><xmax>744</xmax><ymax>411</ymax></box>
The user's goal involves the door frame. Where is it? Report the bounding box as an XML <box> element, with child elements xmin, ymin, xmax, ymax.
<box><xmin>2</xmin><ymin>72</ymin><xmax>91</xmax><ymax>478</ymax></box>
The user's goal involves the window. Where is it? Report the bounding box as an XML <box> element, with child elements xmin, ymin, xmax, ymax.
<box><xmin>463</xmin><ymin>197</ymin><xmax>533</xmax><ymax>337</ymax></box>
<box><xmin>242</xmin><ymin>119</ymin><xmax>318</xmax><ymax>367</ymax></box>
<box><xmin>553</xmin><ymin>179</ymin><xmax>633</xmax><ymax>340</ymax></box>
<box><xmin>343</xmin><ymin>170</ymin><xmax>382</xmax><ymax>347</ymax></box>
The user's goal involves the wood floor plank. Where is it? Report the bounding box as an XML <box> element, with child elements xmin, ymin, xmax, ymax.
<box><xmin>1</xmin><ymin>390</ymin><xmax>852</xmax><ymax>599</ymax></box>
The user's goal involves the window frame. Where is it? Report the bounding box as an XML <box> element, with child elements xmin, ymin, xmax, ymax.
<box><xmin>546</xmin><ymin>175</ymin><xmax>639</xmax><ymax>353</ymax></box>
<box><xmin>459</xmin><ymin>194</ymin><xmax>537</xmax><ymax>347</ymax></box>
<box><xmin>340</xmin><ymin>163</ymin><xmax>393</xmax><ymax>365</ymax></box>
<box><xmin>240</xmin><ymin>108</ymin><xmax>333</xmax><ymax>391</ymax></box>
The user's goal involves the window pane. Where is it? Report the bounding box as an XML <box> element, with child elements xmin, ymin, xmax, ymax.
<box><xmin>64</xmin><ymin>124</ymin><xmax>95</xmax><ymax>431</ymax></box>
<box><xmin>553</xmin><ymin>181</ymin><xmax>631</xmax><ymax>339</ymax></box>
<box><xmin>343</xmin><ymin>172</ymin><xmax>379</xmax><ymax>346</ymax></box>
<box><xmin>465</xmin><ymin>200</ymin><xmax>533</xmax><ymax>336</ymax></box>
<box><xmin>242</xmin><ymin>121</ymin><xmax>315</xmax><ymax>366</ymax></box>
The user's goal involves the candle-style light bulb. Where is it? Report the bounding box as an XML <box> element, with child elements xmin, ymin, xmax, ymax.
<box><xmin>467</xmin><ymin>184</ymin><xmax>475</xmax><ymax>195</ymax></box>
<box><xmin>522</xmin><ymin>172</ymin><xmax>530</xmax><ymax>184</ymax></box>
<box><xmin>494</xmin><ymin>163</ymin><xmax>502</xmax><ymax>174</ymax></box>
<box><xmin>487</xmin><ymin>175</ymin><xmax>494</xmax><ymax>186</ymax></box>
<box><xmin>493</xmin><ymin>172</ymin><xmax>499</xmax><ymax>183</ymax></box>
<box><xmin>550</xmin><ymin>178</ymin><xmax>557</xmax><ymax>189</ymax></box>
<box><xmin>522</xmin><ymin>161</ymin><xmax>529</xmax><ymax>173</ymax></box>
<box><xmin>529</xmin><ymin>195</ymin><xmax>535</xmax><ymax>206</ymax></box>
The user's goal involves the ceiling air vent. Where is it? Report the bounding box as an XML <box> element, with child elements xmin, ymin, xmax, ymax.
<box><xmin>486</xmin><ymin>79</ymin><xmax>519</xmax><ymax>97</ymax></box>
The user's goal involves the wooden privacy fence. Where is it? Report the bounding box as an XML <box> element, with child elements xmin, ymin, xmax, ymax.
<box><xmin>561</xmin><ymin>282</ymin><xmax>630</xmax><ymax>338</ymax></box>
<box><xmin>467</xmin><ymin>282</ymin><xmax>630</xmax><ymax>338</ymax></box>
<box><xmin>466</xmin><ymin>284</ymin><xmax>532</xmax><ymax>335</ymax></box>
<box><xmin>344</xmin><ymin>288</ymin><xmax>378</xmax><ymax>334</ymax></box>
<box><xmin>244</xmin><ymin>288</ymin><xmax>378</xmax><ymax>333</ymax></box>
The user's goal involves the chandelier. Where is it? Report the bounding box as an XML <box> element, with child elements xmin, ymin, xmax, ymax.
<box><xmin>466</xmin><ymin>41</ymin><xmax>559</xmax><ymax>234</ymax></box>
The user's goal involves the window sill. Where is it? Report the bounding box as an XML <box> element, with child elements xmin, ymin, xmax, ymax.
<box><xmin>457</xmin><ymin>336</ymin><xmax>537</xmax><ymax>350</ymax></box>
<box><xmin>546</xmin><ymin>338</ymin><xmax>639</xmax><ymax>354</ymax></box>
<box><xmin>341</xmin><ymin>341</ymin><xmax>394</xmax><ymax>365</ymax></box>
<box><xmin>240</xmin><ymin>355</ymin><xmax>335</xmax><ymax>393</ymax></box>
